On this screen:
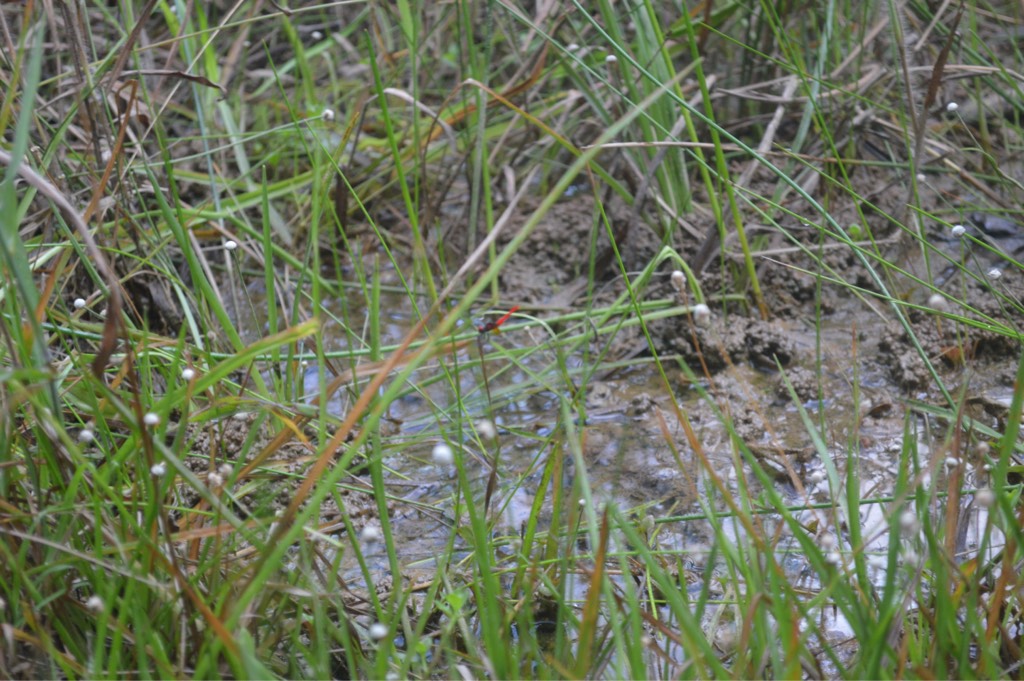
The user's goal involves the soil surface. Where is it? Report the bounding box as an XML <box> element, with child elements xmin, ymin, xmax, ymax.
<box><xmin>167</xmin><ymin>144</ymin><xmax>1024</xmax><ymax>642</ymax></box>
<box><xmin>430</xmin><ymin>160</ymin><xmax>1024</xmax><ymax>558</ymax></box>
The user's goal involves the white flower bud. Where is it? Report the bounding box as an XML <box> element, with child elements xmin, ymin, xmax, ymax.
<box><xmin>431</xmin><ymin>442</ymin><xmax>453</xmax><ymax>465</ymax></box>
<box><xmin>692</xmin><ymin>303</ymin><xmax>711</xmax><ymax>328</ymax></box>
<box><xmin>476</xmin><ymin>419</ymin><xmax>497</xmax><ymax>440</ymax></box>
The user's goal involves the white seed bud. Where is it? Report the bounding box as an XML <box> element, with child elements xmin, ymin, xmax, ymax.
<box><xmin>150</xmin><ymin>462</ymin><xmax>167</xmax><ymax>477</ymax></box>
<box><xmin>181</xmin><ymin>367</ymin><xmax>196</xmax><ymax>381</ymax></box>
<box><xmin>85</xmin><ymin>595</ymin><xmax>104</xmax><ymax>612</ymax></box>
<box><xmin>322</xmin><ymin>108</ymin><xmax>335</xmax><ymax>121</ymax></box>
<box><xmin>916</xmin><ymin>173</ymin><xmax>926</xmax><ymax>182</ymax></box>
<box><xmin>219</xmin><ymin>463</ymin><xmax>233</xmax><ymax>478</ymax></box>
<box><xmin>360</xmin><ymin>525</ymin><xmax>381</xmax><ymax>543</ymax></box>
<box><xmin>78</xmin><ymin>429</ymin><xmax>95</xmax><ymax>443</ymax></box>
<box><xmin>692</xmin><ymin>303</ymin><xmax>711</xmax><ymax>328</ymax></box>
<box><xmin>73</xmin><ymin>298</ymin><xmax>87</xmax><ymax>309</ymax></box>
<box><xmin>670</xmin><ymin>270</ymin><xmax>685</xmax><ymax>291</ymax></box>
<box><xmin>431</xmin><ymin>442</ymin><xmax>453</xmax><ymax>465</ymax></box>
<box><xmin>988</xmin><ymin>268</ymin><xmax>1002</xmax><ymax>280</ymax></box>
<box><xmin>311</xmin><ymin>30</ymin><xmax>323</xmax><ymax>40</ymax></box>
<box><xmin>605</xmin><ymin>54</ymin><xmax>618</xmax><ymax>64</ymax></box>
<box><xmin>368</xmin><ymin>622</ymin><xmax>388</xmax><ymax>640</ymax></box>
<box><xmin>928</xmin><ymin>293</ymin><xmax>946</xmax><ymax>310</ymax></box>
<box><xmin>224</xmin><ymin>240</ymin><xmax>238</xmax><ymax>251</ymax></box>
<box><xmin>208</xmin><ymin>472</ymin><xmax>223</xmax><ymax>488</ymax></box>
<box><xmin>951</xmin><ymin>224</ymin><xmax>966</xmax><ymax>237</ymax></box>
<box><xmin>476</xmin><ymin>419</ymin><xmax>497</xmax><ymax>440</ymax></box>
<box><xmin>143</xmin><ymin>412</ymin><xmax>160</xmax><ymax>426</ymax></box>
<box><xmin>945</xmin><ymin>456</ymin><xmax>960</xmax><ymax>469</ymax></box>
<box><xmin>946</xmin><ymin>101</ymin><xmax>959</xmax><ymax>112</ymax></box>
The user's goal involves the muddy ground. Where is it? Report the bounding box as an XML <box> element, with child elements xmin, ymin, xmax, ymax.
<box><xmin>168</xmin><ymin>121</ymin><xmax>1024</xmax><ymax>648</ymax></box>
<box><xmin>191</xmin><ymin>145</ymin><xmax>1023</xmax><ymax>570</ymax></box>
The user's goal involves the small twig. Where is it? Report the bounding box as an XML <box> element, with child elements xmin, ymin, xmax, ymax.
<box><xmin>266</xmin><ymin>0</ymin><xmax>293</xmax><ymax>16</ymax></box>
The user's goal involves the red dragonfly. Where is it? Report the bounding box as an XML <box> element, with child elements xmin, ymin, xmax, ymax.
<box><xmin>477</xmin><ymin>306</ymin><xmax>520</xmax><ymax>335</ymax></box>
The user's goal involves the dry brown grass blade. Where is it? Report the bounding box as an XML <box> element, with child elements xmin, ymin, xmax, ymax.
<box><xmin>2</xmin><ymin>623</ymin><xmax>84</xmax><ymax>676</ymax></box>
<box><xmin>149</xmin><ymin>533</ymin><xmax>241</xmax><ymax>658</ymax></box>
<box><xmin>942</xmin><ymin>396</ymin><xmax>966</xmax><ymax>561</ymax></box>
<box><xmin>80</xmin><ymin>79</ymin><xmax>142</xmax><ymax>376</ymax></box>
<box><xmin>0</xmin><ymin>150</ymin><xmax>124</xmax><ymax>379</ymax></box>
<box><xmin>120</xmin><ymin>69</ymin><xmax>223</xmax><ymax>92</ymax></box>
<box><xmin>909</xmin><ymin>1</ymin><xmax>964</xmax><ymax>189</ymax></box>
<box><xmin>176</xmin><ymin>338</ymin><xmax>472</xmax><ymax>533</ymax></box>
<box><xmin>100</xmin><ymin>0</ymin><xmax>160</xmax><ymax>90</ymax></box>
<box><xmin>921</xmin><ymin>2</ymin><xmax>965</xmax><ymax>115</ymax></box>
<box><xmin>31</xmin><ymin>250</ymin><xmax>68</xmax><ymax>328</ymax></box>
<box><xmin>228</xmin><ymin>319</ymin><xmax>442</xmax><ymax>617</ymax></box>
<box><xmin>231</xmin><ymin>337</ymin><xmax>472</xmax><ymax>485</ymax></box>
<box><xmin>574</xmin><ymin>506</ymin><xmax>610</xmax><ymax>678</ymax></box>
